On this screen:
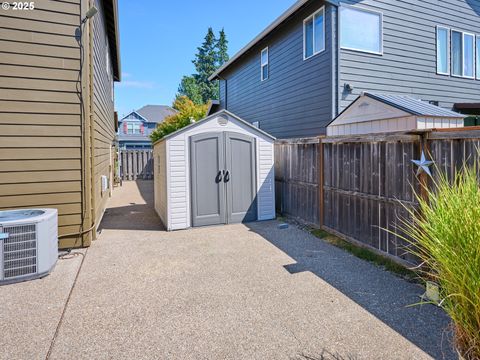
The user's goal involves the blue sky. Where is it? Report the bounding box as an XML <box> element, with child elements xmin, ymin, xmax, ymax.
<box><xmin>114</xmin><ymin>0</ymin><xmax>292</xmax><ymax>117</ymax></box>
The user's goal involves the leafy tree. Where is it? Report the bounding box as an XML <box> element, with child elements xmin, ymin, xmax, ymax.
<box><xmin>150</xmin><ymin>96</ymin><xmax>209</xmax><ymax>142</ymax></box>
<box><xmin>177</xmin><ymin>75</ymin><xmax>203</xmax><ymax>105</ymax></box>
<box><xmin>216</xmin><ymin>28</ymin><xmax>229</xmax><ymax>66</ymax></box>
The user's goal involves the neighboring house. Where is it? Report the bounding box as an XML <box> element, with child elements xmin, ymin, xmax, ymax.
<box><xmin>118</xmin><ymin>105</ymin><xmax>177</xmax><ymax>149</ymax></box>
<box><xmin>209</xmin><ymin>0</ymin><xmax>480</xmax><ymax>138</ymax></box>
<box><xmin>0</xmin><ymin>0</ymin><xmax>120</xmax><ymax>248</ymax></box>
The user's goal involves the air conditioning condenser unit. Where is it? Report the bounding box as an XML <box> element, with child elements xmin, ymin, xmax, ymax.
<box><xmin>0</xmin><ymin>209</ymin><xmax>58</xmax><ymax>285</ymax></box>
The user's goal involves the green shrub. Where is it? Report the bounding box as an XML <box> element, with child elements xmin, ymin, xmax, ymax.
<box><xmin>150</xmin><ymin>96</ymin><xmax>209</xmax><ymax>143</ymax></box>
<box><xmin>399</xmin><ymin>163</ymin><xmax>480</xmax><ymax>359</ymax></box>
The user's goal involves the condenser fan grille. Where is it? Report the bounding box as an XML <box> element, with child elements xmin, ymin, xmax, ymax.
<box><xmin>2</xmin><ymin>224</ymin><xmax>37</xmax><ymax>280</ymax></box>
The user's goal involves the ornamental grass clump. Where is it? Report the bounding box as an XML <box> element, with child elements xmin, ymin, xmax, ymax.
<box><xmin>399</xmin><ymin>164</ymin><xmax>480</xmax><ymax>359</ymax></box>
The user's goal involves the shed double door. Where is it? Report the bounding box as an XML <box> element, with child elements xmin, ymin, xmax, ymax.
<box><xmin>190</xmin><ymin>132</ymin><xmax>257</xmax><ymax>227</ymax></box>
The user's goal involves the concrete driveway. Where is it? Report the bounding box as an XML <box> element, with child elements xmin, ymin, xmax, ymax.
<box><xmin>1</xmin><ymin>181</ymin><xmax>455</xmax><ymax>360</ymax></box>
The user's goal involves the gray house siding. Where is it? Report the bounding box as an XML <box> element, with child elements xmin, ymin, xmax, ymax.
<box><xmin>338</xmin><ymin>0</ymin><xmax>480</xmax><ymax>113</ymax></box>
<box><xmin>216</xmin><ymin>0</ymin><xmax>479</xmax><ymax>138</ymax></box>
<box><xmin>219</xmin><ymin>0</ymin><xmax>333</xmax><ymax>138</ymax></box>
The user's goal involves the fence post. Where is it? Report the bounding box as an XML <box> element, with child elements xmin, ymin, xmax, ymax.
<box><xmin>317</xmin><ymin>137</ymin><xmax>324</xmax><ymax>228</ymax></box>
<box><xmin>419</xmin><ymin>132</ymin><xmax>430</xmax><ymax>202</ymax></box>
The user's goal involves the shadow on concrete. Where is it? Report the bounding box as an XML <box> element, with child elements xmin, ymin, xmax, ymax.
<box><xmin>246</xmin><ymin>221</ymin><xmax>456</xmax><ymax>360</ymax></box>
<box><xmin>99</xmin><ymin>180</ymin><xmax>165</xmax><ymax>232</ymax></box>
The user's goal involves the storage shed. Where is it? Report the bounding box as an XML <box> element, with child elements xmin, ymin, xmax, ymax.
<box><xmin>153</xmin><ymin>110</ymin><xmax>276</xmax><ymax>231</ymax></box>
<box><xmin>327</xmin><ymin>92</ymin><xmax>464</xmax><ymax>136</ymax></box>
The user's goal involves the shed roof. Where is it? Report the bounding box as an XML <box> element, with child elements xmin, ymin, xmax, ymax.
<box><xmin>153</xmin><ymin>110</ymin><xmax>276</xmax><ymax>145</ymax></box>
<box><xmin>364</xmin><ymin>93</ymin><xmax>462</xmax><ymax>117</ymax></box>
<box><xmin>136</xmin><ymin>105</ymin><xmax>177</xmax><ymax>123</ymax></box>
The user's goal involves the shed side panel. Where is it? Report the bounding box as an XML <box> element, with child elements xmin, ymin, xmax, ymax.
<box><xmin>168</xmin><ymin>136</ymin><xmax>189</xmax><ymax>230</ymax></box>
<box><xmin>257</xmin><ymin>139</ymin><xmax>276</xmax><ymax>220</ymax></box>
<box><xmin>154</xmin><ymin>141</ymin><xmax>168</xmax><ymax>227</ymax></box>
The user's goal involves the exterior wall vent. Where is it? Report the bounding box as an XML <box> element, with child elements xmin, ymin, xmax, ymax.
<box><xmin>217</xmin><ymin>115</ymin><xmax>229</xmax><ymax>126</ymax></box>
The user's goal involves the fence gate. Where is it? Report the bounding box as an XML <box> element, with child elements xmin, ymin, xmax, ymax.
<box><xmin>119</xmin><ymin>149</ymin><xmax>154</xmax><ymax>180</ymax></box>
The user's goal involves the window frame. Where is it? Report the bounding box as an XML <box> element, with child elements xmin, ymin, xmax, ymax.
<box><xmin>126</xmin><ymin>122</ymin><xmax>141</xmax><ymax>135</ymax></box>
<box><xmin>451</xmin><ymin>29</ymin><xmax>464</xmax><ymax>78</ymax></box>
<box><xmin>462</xmin><ymin>31</ymin><xmax>475</xmax><ymax>79</ymax></box>
<box><xmin>436</xmin><ymin>26</ymin><xmax>450</xmax><ymax>76</ymax></box>
<box><xmin>339</xmin><ymin>4</ymin><xmax>383</xmax><ymax>55</ymax></box>
<box><xmin>476</xmin><ymin>35</ymin><xmax>480</xmax><ymax>80</ymax></box>
<box><xmin>260</xmin><ymin>47</ymin><xmax>269</xmax><ymax>81</ymax></box>
<box><xmin>303</xmin><ymin>6</ymin><xmax>326</xmax><ymax>61</ymax></box>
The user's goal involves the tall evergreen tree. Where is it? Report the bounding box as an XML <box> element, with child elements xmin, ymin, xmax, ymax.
<box><xmin>176</xmin><ymin>28</ymin><xmax>229</xmax><ymax>104</ymax></box>
<box><xmin>216</xmin><ymin>28</ymin><xmax>229</xmax><ymax>67</ymax></box>
<box><xmin>192</xmin><ymin>27</ymin><xmax>219</xmax><ymax>103</ymax></box>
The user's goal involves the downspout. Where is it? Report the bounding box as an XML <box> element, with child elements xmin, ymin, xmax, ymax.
<box><xmin>331</xmin><ymin>2</ymin><xmax>340</xmax><ymax>119</ymax></box>
<box><xmin>88</xmin><ymin>0</ymin><xmax>96</xmax><ymax>242</ymax></box>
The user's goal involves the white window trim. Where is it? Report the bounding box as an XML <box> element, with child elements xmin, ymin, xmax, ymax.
<box><xmin>436</xmin><ymin>25</ymin><xmax>450</xmax><ymax>76</ymax></box>
<box><xmin>463</xmin><ymin>31</ymin><xmax>475</xmax><ymax>79</ymax></box>
<box><xmin>261</xmin><ymin>47</ymin><xmax>269</xmax><ymax>81</ymax></box>
<box><xmin>339</xmin><ymin>4</ymin><xmax>383</xmax><ymax>56</ymax></box>
<box><xmin>303</xmin><ymin>6</ymin><xmax>325</xmax><ymax>61</ymax></box>
<box><xmin>476</xmin><ymin>35</ymin><xmax>480</xmax><ymax>80</ymax></box>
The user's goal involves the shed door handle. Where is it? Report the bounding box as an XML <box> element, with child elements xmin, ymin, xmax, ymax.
<box><xmin>224</xmin><ymin>170</ymin><xmax>230</xmax><ymax>182</ymax></box>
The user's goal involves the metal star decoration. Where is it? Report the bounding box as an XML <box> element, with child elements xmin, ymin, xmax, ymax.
<box><xmin>411</xmin><ymin>151</ymin><xmax>434</xmax><ymax>177</ymax></box>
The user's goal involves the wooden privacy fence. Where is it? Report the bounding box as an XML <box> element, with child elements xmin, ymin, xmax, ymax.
<box><xmin>275</xmin><ymin>129</ymin><xmax>480</xmax><ymax>263</ymax></box>
<box><xmin>275</xmin><ymin>138</ymin><xmax>322</xmax><ymax>226</ymax></box>
<box><xmin>119</xmin><ymin>149</ymin><xmax>154</xmax><ymax>180</ymax></box>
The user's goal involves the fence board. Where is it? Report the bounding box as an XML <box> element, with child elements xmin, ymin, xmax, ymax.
<box><xmin>119</xmin><ymin>150</ymin><xmax>153</xmax><ymax>181</ymax></box>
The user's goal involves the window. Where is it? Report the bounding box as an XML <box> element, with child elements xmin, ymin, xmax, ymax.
<box><xmin>340</xmin><ymin>6</ymin><xmax>382</xmax><ymax>54</ymax></box>
<box><xmin>303</xmin><ymin>7</ymin><xmax>325</xmax><ymax>59</ymax></box>
<box><xmin>452</xmin><ymin>30</ymin><xmax>476</xmax><ymax>78</ymax></box>
<box><xmin>452</xmin><ymin>30</ymin><xmax>463</xmax><ymax>76</ymax></box>
<box><xmin>477</xmin><ymin>36</ymin><xmax>480</xmax><ymax>79</ymax></box>
<box><xmin>261</xmin><ymin>47</ymin><xmax>269</xmax><ymax>81</ymax></box>
<box><xmin>436</xmin><ymin>26</ymin><xmax>449</xmax><ymax>75</ymax></box>
<box><xmin>126</xmin><ymin>123</ymin><xmax>141</xmax><ymax>135</ymax></box>
<box><xmin>463</xmin><ymin>32</ymin><xmax>475</xmax><ymax>78</ymax></box>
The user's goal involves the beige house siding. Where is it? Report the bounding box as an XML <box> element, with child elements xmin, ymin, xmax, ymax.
<box><xmin>91</xmin><ymin>0</ymin><xmax>116</xmax><ymax>231</ymax></box>
<box><xmin>0</xmin><ymin>0</ymin><xmax>119</xmax><ymax>249</ymax></box>
<box><xmin>0</xmin><ymin>1</ymin><xmax>83</xmax><ymax>243</ymax></box>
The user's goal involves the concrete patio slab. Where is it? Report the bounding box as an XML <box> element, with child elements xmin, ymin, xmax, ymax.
<box><xmin>0</xmin><ymin>248</ymin><xmax>85</xmax><ymax>360</ymax></box>
<box><xmin>43</xmin><ymin>181</ymin><xmax>454</xmax><ymax>360</ymax></box>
